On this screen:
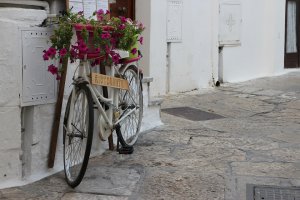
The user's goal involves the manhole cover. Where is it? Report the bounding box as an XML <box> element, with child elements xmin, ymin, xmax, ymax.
<box><xmin>247</xmin><ymin>185</ymin><xmax>300</xmax><ymax>200</ymax></box>
<box><xmin>161</xmin><ymin>107</ymin><xmax>224</xmax><ymax>121</ymax></box>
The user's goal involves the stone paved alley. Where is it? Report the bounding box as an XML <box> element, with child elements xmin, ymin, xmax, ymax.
<box><xmin>1</xmin><ymin>72</ymin><xmax>300</xmax><ymax>200</ymax></box>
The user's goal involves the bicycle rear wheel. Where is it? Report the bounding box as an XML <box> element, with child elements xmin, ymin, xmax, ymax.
<box><xmin>63</xmin><ymin>83</ymin><xmax>94</xmax><ymax>188</ymax></box>
<box><xmin>118</xmin><ymin>65</ymin><xmax>143</xmax><ymax>147</ymax></box>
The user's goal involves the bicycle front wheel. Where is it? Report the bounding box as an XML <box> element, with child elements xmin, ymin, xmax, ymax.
<box><xmin>63</xmin><ymin>83</ymin><xmax>94</xmax><ymax>188</ymax></box>
<box><xmin>118</xmin><ymin>65</ymin><xmax>143</xmax><ymax>146</ymax></box>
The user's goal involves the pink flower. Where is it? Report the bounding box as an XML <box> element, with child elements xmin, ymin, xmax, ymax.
<box><xmin>46</xmin><ymin>51</ymin><xmax>52</xmax><ymax>58</ymax></box>
<box><xmin>43</xmin><ymin>47</ymin><xmax>56</xmax><ymax>61</ymax></box>
<box><xmin>70</xmin><ymin>47</ymin><xmax>78</xmax><ymax>57</ymax></box>
<box><xmin>119</xmin><ymin>16</ymin><xmax>127</xmax><ymax>23</ymax></box>
<box><xmin>106</xmin><ymin>10</ymin><xmax>110</xmax><ymax>15</ymax></box>
<box><xmin>97</xmin><ymin>9</ymin><xmax>104</xmax><ymax>15</ymax></box>
<box><xmin>105</xmin><ymin>45</ymin><xmax>111</xmax><ymax>54</ymax></box>
<box><xmin>112</xmin><ymin>54</ymin><xmax>120</xmax><ymax>64</ymax></box>
<box><xmin>48</xmin><ymin>64</ymin><xmax>58</xmax><ymax>75</ymax></box>
<box><xmin>95</xmin><ymin>48</ymin><xmax>101</xmax><ymax>53</ymax></box>
<box><xmin>110</xmin><ymin>38</ymin><xmax>117</xmax><ymax>47</ymax></box>
<box><xmin>78</xmin><ymin>42</ymin><xmax>88</xmax><ymax>53</ymax></box>
<box><xmin>138</xmin><ymin>22</ymin><xmax>145</xmax><ymax>30</ymax></box>
<box><xmin>131</xmin><ymin>48</ymin><xmax>137</xmax><ymax>55</ymax></box>
<box><xmin>103</xmin><ymin>26</ymin><xmax>113</xmax><ymax>31</ymax></box>
<box><xmin>101</xmin><ymin>32</ymin><xmax>111</xmax><ymax>39</ymax></box>
<box><xmin>138</xmin><ymin>37</ymin><xmax>144</xmax><ymax>45</ymax></box>
<box><xmin>119</xmin><ymin>24</ymin><xmax>126</xmax><ymax>30</ymax></box>
<box><xmin>48</xmin><ymin>47</ymin><xmax>57</xmax><ymax>56</ymax></box>
<box><xmin>69</xmin><ymin>46</ymin><xmax>78</xmax><ymax>63</ymax></box>
<box><xmin>43</xmin><ymin>53</ymin><xmax>49</xmax><ymax>61</ymax></box>
<box><xmin>97</xmin><ymin>15</ymin><xmax>104</xmax><ymax>21</ymax></box>
<box><xmin>71</xmin><ymin>44</ymin><xmax>78</xmax><ymax>49</ymax></box>
<box><xmin>59</xmin><ymin>48</ymin><xmax>67</xmax><ymax>57</ymax></box>
<box><xmin>112</xmin><ymin>32</ymin><xmax>122</xmax><ymax>39</ymax></box>
<box><xmin>110</xmin><ymin>51</ymin><xmax>121</xmax><ymax>64</ymax></box>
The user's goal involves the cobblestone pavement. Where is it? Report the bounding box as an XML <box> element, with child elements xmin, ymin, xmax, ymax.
<box><xmin>1</xmin><ymin>72</ymin><xmax>300</xmax><ymax>200</ymax></box>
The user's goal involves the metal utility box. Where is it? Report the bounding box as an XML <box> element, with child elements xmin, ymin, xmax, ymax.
<box><xmin>167</xmin><ymin>0</ymin><xmax>183</xmax><ymax>43</ymax></box>
<box><xmin>21</xmin><ymin>28</ymin><xmax>57</xmax><ymax>106</ymax></box>
<box><xmin>219</xmin><ymin>0</ymin><xmax>242</xmax><ymax>46</ymax></box>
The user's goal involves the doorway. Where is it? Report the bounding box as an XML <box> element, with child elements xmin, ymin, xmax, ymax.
<box><xmin>109</xmin><ymin>0</ymin><xmax>135</xmax><ymax>19</ymax></box>
<box><xmin>285</xmin><ymin>0</ymin><xmax>300</xmax><ymax>68</ymax></box>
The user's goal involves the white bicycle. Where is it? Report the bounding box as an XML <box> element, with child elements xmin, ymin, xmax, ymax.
<box><xmin>63</xmin><ymin>52</ymin><xmax>143</xmax><ymax>188</ymax></box>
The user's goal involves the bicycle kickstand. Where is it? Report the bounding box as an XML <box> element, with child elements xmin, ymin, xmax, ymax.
<box><xmin>116</xmin><ymin>125</ymin><xmax>134</xmax><ymax>154</ymax></box>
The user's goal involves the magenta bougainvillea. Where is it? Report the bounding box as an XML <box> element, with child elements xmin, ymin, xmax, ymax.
<box><xmin>43</xmin><ymin>9</ymin><xmax>145</xmax><ymax>80</ymax></box>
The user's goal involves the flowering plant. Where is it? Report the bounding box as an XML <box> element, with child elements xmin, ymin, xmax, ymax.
<box><xmin>43</xmin><ymin>9</ymin><xmax>145</xmax><ymax>80</ymax></box>
<box><xmin>110</xmin><ymin>16</ymin><xmax>144</xmax><ymax>55</ymax></box>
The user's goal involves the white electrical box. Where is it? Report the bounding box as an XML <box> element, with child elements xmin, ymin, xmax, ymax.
<box><xmin>167</xmin><ymin>0</ymin><xmax>183</xmax><ymax>43</ymax></box>
<box><xmin>219</xmin><ymin>0</ymin><xmax>242</xmax><ymax>46</ymax></box>
<box><xmin>21</xmin><ymin>28</ymin><xmax>57</xmax><ymax>107</ymax></box>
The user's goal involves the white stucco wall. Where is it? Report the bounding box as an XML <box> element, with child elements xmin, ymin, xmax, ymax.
<box><xmin>221</xmin><ymin>0</ymin><xmax>293</xmax><ymax>83</ymax></box>
<box><xmin>137</xmin><ymin>0</ymin><xmax>298</xmax><ymax>96</ymax></box>
<box><xmin>0</xmin><ymin>7</ymin><xmax>48</xmax><ymax>188</ymax></box>
<box><xmin>136</xmin><ymin>0</ymin><xmax>219</xmax><ymax>96</ymax></box>
<box><xmin>136</xmin><ymin>0</ymin><xmax>151</xmax><ymax>77</ymax></box>
<box><xmin>148</xmin><ymin>0</ymin><xmax>168</xmax><ymax>96</ymax></box>
<box><xmin>272</xmin><ymin>0</ymin><xmax>288</xmax><ymax>75</ymax></box>
<box><xmin>168</xmin><ymin>0</ymin><xmax>219</xmax><ymax>93</ymax></box>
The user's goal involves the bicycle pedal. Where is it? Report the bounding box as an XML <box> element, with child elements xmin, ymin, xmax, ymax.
<box><xmin>118</xmin><ymin>146</ymin><xmax>134</xmax><ymax>154</ymax></box>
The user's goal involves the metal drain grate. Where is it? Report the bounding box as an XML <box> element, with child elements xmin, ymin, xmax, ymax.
<box><xmin>161</xmin><ymin>107</ymin><xmax>224</xmax><ymax>121</ymax></box>
<box><xmin>247</xmin><ymin>185</ymin><xmax>300</xmax><ymax>200</ymax></box>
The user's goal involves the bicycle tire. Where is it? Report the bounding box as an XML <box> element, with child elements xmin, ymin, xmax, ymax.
<box><xmin>117</xmin><ymin>65</ymin><xmax>143</xmax><ymax>147</ymax></box>
<box><xmin>63</xmin><ymin>83</ymin><xmax>94</xmax><ymax>188</ymax></box>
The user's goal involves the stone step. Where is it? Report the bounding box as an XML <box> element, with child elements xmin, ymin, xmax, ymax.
<box><xmin>140</xmin><ymin>100</ymin><xmax>163</xmax><ymax>132</ymax></box>
<box><xmin>148</xmin><ymin>97</ymin><xmax>164</xmax><ymax>107</ymax></box>
<box><xmin>140</xmin><ymin>77</ymin><xmax>163</xmax><ymax>132</ymax></box>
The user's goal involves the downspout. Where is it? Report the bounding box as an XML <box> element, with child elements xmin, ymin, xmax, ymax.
<box><xmin>0</xmin><ymin>0</ymin><xmax>50</xmax><ymax>13</ymax></box>
<box><xmin>210</xmin><ymin>0</ymin><xmax>219</xmax><ymax>87</ymax></box>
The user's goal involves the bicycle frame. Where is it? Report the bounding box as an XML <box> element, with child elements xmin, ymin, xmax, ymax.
<box><xmin>66</xmin><ymin>58</ymin><xmax>137</xmax><ymax>137</ymax></box>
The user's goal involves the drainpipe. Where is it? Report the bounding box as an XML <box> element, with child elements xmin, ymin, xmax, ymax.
<box><xmin>0</xmin><ymin>0</ymin><xmax>50</xmax><ymax>13</ymax></box>
<box><xmin>210</xmin><ymin>0</ymin><xmax>219</xmax><ymax>87</ymax></box>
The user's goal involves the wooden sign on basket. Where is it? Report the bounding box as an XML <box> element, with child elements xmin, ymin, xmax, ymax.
<box><xmin>91</xmin><ymin>73</ymin><xmax>129</xmax><ymax>90</ymax></box>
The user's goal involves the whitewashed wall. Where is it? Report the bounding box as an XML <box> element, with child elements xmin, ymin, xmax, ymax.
<box><xmin>0</xmin><ymin>7</ymin><xmax>49</xmax><ymax>188</ymax></box>
<box><xmin>136</xmin><ymin>0</ymin><xmax>219</xmax><ymax>96</ymax></box>
<box><xmin>221</xmin><ymin>0</ymin><xmax>295</xmax><ymax>82</ymax></box>
<box><xmin>138</xmin><ymin>0</ymin><xmax>169</xmax><ymax>96</ymax></box>
<box><xmin>137</xmin><ymin>0</ymin><xmax>299</xmax><ymax>96</ymax></box>
<box><xmin>168</xmin><ymin>0</ymin><xmax>219</xmax><ymax>93</ymax></box>
<box><xmin>136</xmin><ymin>0</ymin><xmax>151</xmax><ymax>77</ymax></box>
